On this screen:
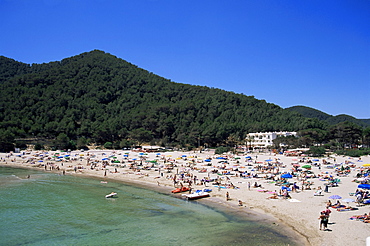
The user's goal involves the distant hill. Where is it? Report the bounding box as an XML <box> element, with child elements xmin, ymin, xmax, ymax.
<box><xmin>287</xmin><ymin>106</ymin><xmax>370</xmax><ymax>128</ymax></box>
<box><xmin>0</xmin><ymin>50</ymin><xmax>324</xmax><ymax>147</ymax></box>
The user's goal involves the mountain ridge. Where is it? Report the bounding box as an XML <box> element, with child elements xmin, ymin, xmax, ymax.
<box><xmin>0</xmin><ymin>50</ymin><xmax>322</xmax><ymax>147</ymax></box>
<box><xmin>286</xmin><ymin>105</ymin><xmax>370</xmax><ymax>127</ymax></box>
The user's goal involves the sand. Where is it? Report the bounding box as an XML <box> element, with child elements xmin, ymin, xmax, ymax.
<box><xmin>1</xmin><ymin>149</ymin><xmax>370</xmax><ymax>246</ymax></box>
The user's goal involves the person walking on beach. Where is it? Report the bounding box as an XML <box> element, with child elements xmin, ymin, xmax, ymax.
<box><xmin>226</xmin><ymin>192</ymin><xmax>230</xmax><ymax>201</ymax></box>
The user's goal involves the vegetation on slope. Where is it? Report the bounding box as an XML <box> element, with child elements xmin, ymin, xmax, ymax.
<box><xmin>1</xmin><ymin>50</ymin><xmax>325</xmax><ymax>151</ymax></box>
<box><xmin>287</xmin><ymin>106</ymin><xmax>370</xmax><ymax>128</ymax></box>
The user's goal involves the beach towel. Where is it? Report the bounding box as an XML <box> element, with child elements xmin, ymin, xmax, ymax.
<box><xmin>288</xmin><ymin>199</ymin><xmax>301</xmax><ymax>203</ymax></box>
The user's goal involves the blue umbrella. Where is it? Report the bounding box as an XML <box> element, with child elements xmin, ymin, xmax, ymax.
<box><xmin>281</xmin><ymin>173</ymin><xmax>293</xmax><ymax>179</ymax></box>
<box><xmin>358</xmin><ymin>184</ymin><xmax>370</xmax><ymax>190</ymax></box>
<box><xmin>205</xmin><ymin>159</ymin><xmax>211</xmax><ymax>162</ymax></box>
<box><xmin>102</xmin><ymin>158</ymin><xmax>109</xmax><ymax>160</ymax></box>
<box><xmin>281</xmin><ymin>186</ymin><xmax>291</xmax><ymax>191</ymax></box>
<box><xmin>329</xmin><ymin>195</ymin><xmax>342</xmax><ymax>199</ymax></box>
<box><xmin>265</xmin><ymin>159</ymin><xmax>273</xmax><ymax>162</ymax></box>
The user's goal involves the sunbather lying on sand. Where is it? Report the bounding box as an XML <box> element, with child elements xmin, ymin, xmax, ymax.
<box><xmin>336</xmin><ymin>206</ymin><xmax>356</xmax><ymax>211</ymax></box>
<box><xmin>350</xmin><ymin>213</ymin><xmax>369</xmax><ymax>220</ymax></box>
<box><xmin>267</xmin><ymin>194</ymin><xmax>279</xmax><ymax>199</ymax></box>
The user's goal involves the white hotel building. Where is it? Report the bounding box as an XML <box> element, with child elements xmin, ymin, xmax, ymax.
<box><xmin>246</xmin><ymin>131</ymin><xmax>297</xmax><ymax>149</ymax></box>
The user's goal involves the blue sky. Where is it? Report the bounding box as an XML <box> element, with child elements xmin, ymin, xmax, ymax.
<box><xmin>1</xmin><ymin>0</ymin><xmax>369</xmax><ymax>118</ymax></box>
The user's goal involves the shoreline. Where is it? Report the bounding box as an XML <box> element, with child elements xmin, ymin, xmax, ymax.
<box><xmin>2</xmin><ymin>150</ymin><xmax>370</xmax><ymax>245</ymax></box>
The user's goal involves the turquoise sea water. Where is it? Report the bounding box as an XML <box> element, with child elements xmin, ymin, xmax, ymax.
<box><xmin>0</xmin><ymin>166</ymin><xmax>300</xmax><ymax>245</ymax></box>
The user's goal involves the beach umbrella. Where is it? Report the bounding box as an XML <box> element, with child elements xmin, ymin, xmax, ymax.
<box><xmin>302</xmin><ymin>165</ymin><xmax>311</xmax><ymax>169</ymax></box>
<box><xmin>329</xmin><ymin>195</ymin><xmax>342</xmax><ymax>200</ymax></box>
<box><xmin>312</xmin><ymin>159</ymin><xmax>320</xmax><ymax>162</ymax></box>
<box><xmin>281</xmin><ymin>173</ymin><xmax>293</xmax><ymax>179</ymax></box>
<box><xmin>245</xmin><ymin>156</ymin><xmax>251</xmax><ymax>159</ymax></box>
<box><xmin>358</xmin><ymin>184</ymin><xmax>370</xmax><ymax>189</ymax></box>
<box><xmin>362</xmin><ymin>164</ymin><xmax>370</xmax><ymax>167</ymax></box>
<box><xmin>265</xmin><ymin>159</ymin><xmax>273</xmax><ymax>162</ymax></box>
<box><xmin>342</xmin><ymin>198</ymin><xmax>355</xmax><ymax>203</ymax></box>
<box><xmin>156</xmin><ymin>153</ymin><xmax>161</xmax><ymax>155</ymax></box>
<box><xmin>102</xmin><ymin>158</ymin><xmax>109</xmax><ymax>160</ymax></box>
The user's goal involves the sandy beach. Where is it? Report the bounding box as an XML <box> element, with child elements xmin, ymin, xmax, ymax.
<box><xmin>1</xmin><ymin>149</ymin><xmax>370</xmax><ymax>246</ymax></box>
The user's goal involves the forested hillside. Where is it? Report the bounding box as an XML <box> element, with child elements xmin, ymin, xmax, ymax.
<box><xmin>287</xmin><ymin>106</ymin><xmax>370</xmax><ymax>128</ymax></box>
<box><xmin>0</xmin><ymin>50</ymin><xmax>326</xmax><ymax>149</ymax></box>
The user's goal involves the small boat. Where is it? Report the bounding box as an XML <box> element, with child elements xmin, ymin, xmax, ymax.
<box><xmin>171</xmin><ymin>187</ymin><xmax>190</xmax><ymax>193</ymax></box>
<box><xmin>105</xmin><ymin>192</ymin><xmax>117</xmax><ymax>198</ymax></box>
<box><xmin>184</xmin><ymin>191</ymin><xmax>210</xmax><ymax>200</ymax></box>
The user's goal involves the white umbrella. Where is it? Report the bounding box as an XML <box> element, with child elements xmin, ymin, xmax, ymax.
<box><xmin>342</xmin><ymin>198</ymin><xmax>355</xmax><ymax>203</ymax></box>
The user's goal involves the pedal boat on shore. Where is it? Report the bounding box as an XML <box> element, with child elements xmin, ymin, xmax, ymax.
<box><xmin>105</xmin><ymin>192</ymin><xmax>118</xmax><ymax>198</ymax></box>
<box><xmin>184</xmin><ymin>190</ymin><xmax>210</xmax><ymax>200</ymax></box>
<box><xmin>171</xmin><ymin>187</ymin><xmax>190</xmax><ymax>193</ymax></box>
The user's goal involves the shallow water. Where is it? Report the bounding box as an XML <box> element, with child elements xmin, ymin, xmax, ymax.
<box><xmin>0</xmin><ymin>166</ymin><xmax>299</xmax><ymax>245</ymax></box>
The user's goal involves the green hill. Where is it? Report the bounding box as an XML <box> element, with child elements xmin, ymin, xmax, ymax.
<box><xmin>287</xmin><ymin>106</ymin><xmax>370</xmax><ymax>128</ymax></box>
<box><xmin>0</xmin><ymin>50</ymin><xmax>325</xmax><ymax>148</ymax></box>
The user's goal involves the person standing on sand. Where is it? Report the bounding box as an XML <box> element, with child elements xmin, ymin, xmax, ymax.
<box><xmin>324</xmin><ymin>206</ymin><xmax>331</xmax><ymax>223</ymax></box>
<box><xmin>226</xmin><ymin>192</ymin><xmax>230</xmax><ymax>201</ymax></box>
<box><xmin>324</xmin><ymin>184</ymin><xmax>329</xmax><ymax>193</ymax></box>
<box><xmin>319</xmin><ymin>212</ymin><xmax>328</xmax><ymax>231</ymax></box>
